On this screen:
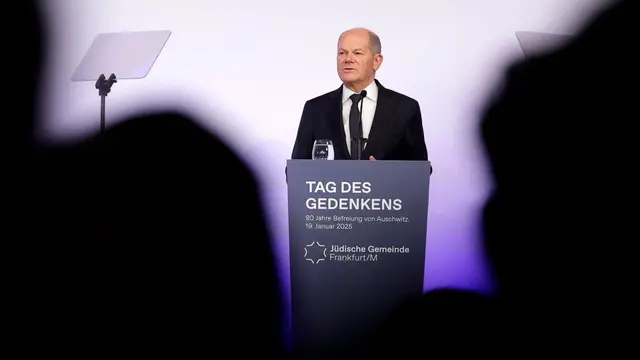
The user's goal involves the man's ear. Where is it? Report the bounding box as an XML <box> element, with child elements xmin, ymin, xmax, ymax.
<box><xmin>373</xmin><ymin>54</ymin><xmax>383</xmax><ymax>71</ymax></box>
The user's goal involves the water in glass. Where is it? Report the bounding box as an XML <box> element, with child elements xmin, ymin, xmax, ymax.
<box><xmin>312</xmin><ymin>139</ymin><xmax>334</xmax><ymax>160</ymax></box>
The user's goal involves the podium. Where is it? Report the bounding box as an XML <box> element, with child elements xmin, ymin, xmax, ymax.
<box><xmin>287</xmin><ymin>159</ymin><xmax>431</xmax><ymax>356</ymax></box>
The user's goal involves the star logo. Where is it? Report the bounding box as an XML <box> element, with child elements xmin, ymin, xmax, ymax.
<box><xmin>304</xmin><ymin>241</ymin><xmax>327</xmax><ymax>264</ymax></box>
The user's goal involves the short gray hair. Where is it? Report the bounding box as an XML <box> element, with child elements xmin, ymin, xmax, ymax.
<box><xmin>339</xmin><ymin>28</ymin><xmax>382</xmax><ymax>55</ymax></box>
<box><xmin>368</xmin><ymin>31</ymin><xmax>382</xmax><ymax>55</ymax></box>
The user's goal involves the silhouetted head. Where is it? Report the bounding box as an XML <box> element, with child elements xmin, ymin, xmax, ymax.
<box><xmin>481</xmin><ymin>0</ymin><xmax>637</xmax><ymax>302</ymax></box>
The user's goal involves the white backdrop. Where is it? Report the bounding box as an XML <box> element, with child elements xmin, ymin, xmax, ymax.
<box><xmin>38</xmin><ymin>0</ymin><xmax>610</xmax><ymax>297</ymax></box>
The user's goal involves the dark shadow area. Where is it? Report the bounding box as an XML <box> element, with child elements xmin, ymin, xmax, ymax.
<box><xmin>363</xmin><ymin>289</ymin><xmax>499</xmax><ymax>358</ymax></box>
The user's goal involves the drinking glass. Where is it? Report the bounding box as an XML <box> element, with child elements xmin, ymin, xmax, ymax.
<box><xmin>312</xmin><ymin>139</ymin><xmax>334</xmax><ymax>160</ymax></box>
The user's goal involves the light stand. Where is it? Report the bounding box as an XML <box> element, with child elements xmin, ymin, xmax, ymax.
<box><xmin>95</xmin><ymin>73</ymin><xmax>117</xmax><ymax>134</ymax></box>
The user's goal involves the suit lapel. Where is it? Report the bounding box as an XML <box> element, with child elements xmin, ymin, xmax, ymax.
<box><xmin>363</xmin><ymin>80</ymin><xmax>396</xmax><ymax>159</ymax></box>
<box><xmin>327</xmin><ymin>86</ymin><xmax>350</xmax><ymax>159</ymax></box>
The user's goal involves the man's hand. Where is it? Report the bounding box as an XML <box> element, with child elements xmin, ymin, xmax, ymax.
<box><xmin>369</xmin><ymin>156</ymin><xmax>376</xmax><ymax>161</ymax></box>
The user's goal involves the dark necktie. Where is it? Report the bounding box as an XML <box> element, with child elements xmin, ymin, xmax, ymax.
<box><xmin>349</xmin><ymin>93</ymin><xmax>363</xmax><ymax>160</ymax></box>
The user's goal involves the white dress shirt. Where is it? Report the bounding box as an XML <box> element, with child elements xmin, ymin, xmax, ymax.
<box><xmin>342</xmin><ymin>81</ymin><xmax>378</xmax><ymax>156</ymax></box>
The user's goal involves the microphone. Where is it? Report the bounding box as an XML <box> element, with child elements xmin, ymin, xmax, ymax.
<box><xmin>356</xmin><ymin>90</ymin><xmax>367</xmax><ymax>160</ymax></box>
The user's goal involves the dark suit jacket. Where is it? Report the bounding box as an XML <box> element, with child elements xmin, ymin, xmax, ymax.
<box><xmin>291</xmin><ymin>79</ymin><xmax>429</xmax><ymax>162</ymax></box>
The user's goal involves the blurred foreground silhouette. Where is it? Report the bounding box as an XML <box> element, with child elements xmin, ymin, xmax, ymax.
<box><xmin>10</xmin><ymin>1</ymin><xmax>284</xmax><ymax>357</ymax></box>
<box><xmin>362</xmin><ymin>0</ymin><xmax>637</xmax><ymax>357</ymax></box>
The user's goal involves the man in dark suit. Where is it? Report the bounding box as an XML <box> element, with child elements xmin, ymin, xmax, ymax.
<box><xmin>291</xmin><ymin>27</ymin><xmax>429</xmax><ymax>162</ymax></box>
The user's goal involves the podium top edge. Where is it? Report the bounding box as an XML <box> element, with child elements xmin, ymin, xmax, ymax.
<box><xmin>287</xmin><ymin>159</ymin><xmax>431</xmax><ymax>164</ymax></box>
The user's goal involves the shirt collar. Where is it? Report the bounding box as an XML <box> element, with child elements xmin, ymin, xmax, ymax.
<box><xmin>342</xmin><ymin>80</ymin><xmax>378</xmax><ymax>104</ymax></box>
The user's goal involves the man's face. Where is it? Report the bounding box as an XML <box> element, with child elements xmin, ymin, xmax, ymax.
<box><xmin>337</xmin><ymin>30</ymin><xmax>382</xmax><ymax>89</ymax></box>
